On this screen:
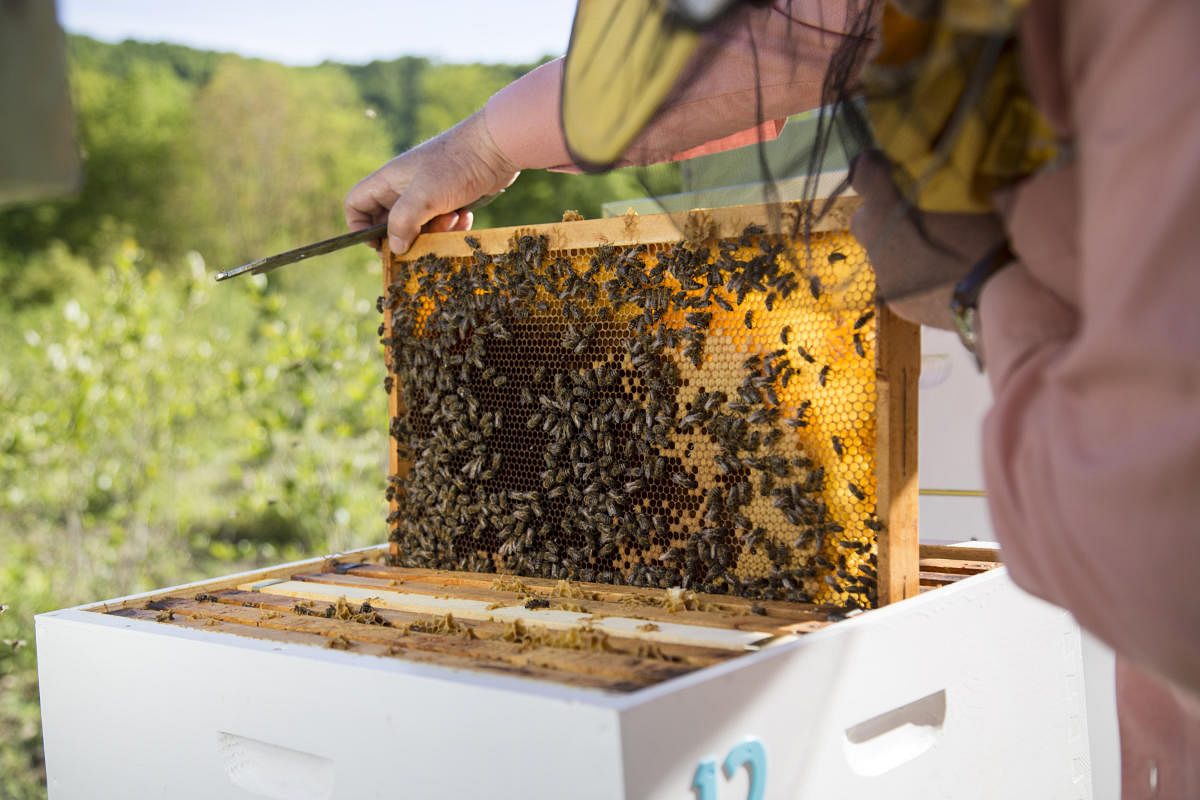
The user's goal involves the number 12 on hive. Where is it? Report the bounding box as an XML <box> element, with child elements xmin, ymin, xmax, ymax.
<box><xmin>692</xmin><ymin>737</ymin><xmax>767</xmax><ymax>800</ymax></box>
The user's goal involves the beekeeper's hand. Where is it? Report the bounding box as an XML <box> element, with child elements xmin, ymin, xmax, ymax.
<box><xmin>345</xmin><ymin>110</ymin><xmax>519</xmax><ymax>255</ymax></box>
<box><xmin>849</xmin><ymin>150</ymin><xmax>1007</xmax><ymax>330</ymax></box>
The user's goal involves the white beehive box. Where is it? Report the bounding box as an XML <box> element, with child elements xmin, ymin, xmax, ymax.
<box><xmin>37</xmin><ymin>554</ymin><xmax>1094</xmax><ymax>799</ymax></box>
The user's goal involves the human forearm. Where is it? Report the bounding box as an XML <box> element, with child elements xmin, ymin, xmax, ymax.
<box><xmin>483</xmin><ymin>59</ymin><xmax>572</xmax><ymax>171</ymax></box>
<box><xmin>484</xmin><ymin>1</ymin><xmax>858</xmax><ymax>172</ymax></box>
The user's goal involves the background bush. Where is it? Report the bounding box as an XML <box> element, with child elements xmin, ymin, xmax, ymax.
<box><xmin>0</xmin><ymin>241</ymin><xmax>387</xmax><ymax>796</ymax></box>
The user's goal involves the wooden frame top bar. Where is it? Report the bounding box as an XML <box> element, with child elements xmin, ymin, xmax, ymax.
<box><xmin>392</xmin><ymin>197</ymin><xmax>861</xmax><ymax>261</ymax></box>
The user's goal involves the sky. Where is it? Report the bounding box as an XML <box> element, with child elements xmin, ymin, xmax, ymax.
<box><xmin>57</xmin><ymin>1</ymin><xmax>577</xmax><ymax>66</ymax></box>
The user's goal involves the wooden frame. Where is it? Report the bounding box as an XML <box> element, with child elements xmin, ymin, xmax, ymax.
<box><xmin>875</xmin><ymin>303</ymin><xmax>921</xmax><ymax>603</ymax></box>
<box><xmin>383</xmin><ymin>200</ymin><xmax>921</xmax><ymax>606</ymax></box>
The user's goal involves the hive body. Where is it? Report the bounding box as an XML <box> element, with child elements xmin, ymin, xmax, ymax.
<box><xmin>383</xmin><ymin>202</ymin><xmax>918</xmax><ymax>608</ymax></box>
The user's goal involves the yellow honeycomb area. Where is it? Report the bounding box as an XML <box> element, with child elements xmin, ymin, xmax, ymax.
<box><xmin>383</xmin><ymin>229</ymin><xmax>881</xmax><ymax>608</ymax></box>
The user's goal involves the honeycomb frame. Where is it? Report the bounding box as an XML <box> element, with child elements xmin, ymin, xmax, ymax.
<box><xmin>381</xmin><ymin>201</ymin><xmax>919</xmax><ymax>608</ymax></box>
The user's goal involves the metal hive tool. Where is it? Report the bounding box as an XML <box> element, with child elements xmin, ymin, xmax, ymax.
<box><xmin>381</xmin><ymin>203</ymin><xmax>919</xmax><ymax>609</ymax></box>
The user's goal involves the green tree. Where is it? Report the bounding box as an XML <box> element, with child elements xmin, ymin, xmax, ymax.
<box><xmin>67</xmin><ymin>35</ymin><xmax>223</xmax><ymax>86</ymax></box>
<box><xmin>0</xmin><ymin>57</ymin><xmax>192</xmax><ymax>261</ymax></box>
<box><xmin>347</xmin><ymin>56</ymin><xmax>430</xmax><ymax>153</ymax></box>
<box><xmin>175</xmin><ymin>58</ymin><xmax>392</xmax><ymax>269</ymax></box>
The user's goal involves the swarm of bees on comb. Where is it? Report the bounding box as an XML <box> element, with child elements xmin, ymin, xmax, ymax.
<box><xmin>380</xmin><ymin>217</ymin><xmax>884</xmax><ymax>609</ymax></box>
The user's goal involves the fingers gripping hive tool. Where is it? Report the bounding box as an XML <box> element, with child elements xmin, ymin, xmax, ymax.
<box><xmin>214</xmin><ymin>190</ymin><xmax>504</xmax><ymax>281</ymax></box>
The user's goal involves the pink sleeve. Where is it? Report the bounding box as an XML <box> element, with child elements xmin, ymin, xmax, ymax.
<box><xmin>979</xmin><ymin>0</ymin><xmax>1200</xmax><ymax>694</ymax></box>
<box><xmin>483</xmin><ymin>1</ymin><xmax>852</xmax><ymax>172</ymax></box>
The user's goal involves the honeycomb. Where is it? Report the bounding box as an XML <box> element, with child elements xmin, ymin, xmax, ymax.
<box><xmin>381</xmin><ymin>220</ymin><xmax>884</xmax><ymax>609</ymax></box>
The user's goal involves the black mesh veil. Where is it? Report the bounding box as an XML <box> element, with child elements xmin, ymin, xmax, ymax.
<box><xmin>561</xmin><ymin>0</ymin><xmax>1041</xmax><ymax>306</ymax></box>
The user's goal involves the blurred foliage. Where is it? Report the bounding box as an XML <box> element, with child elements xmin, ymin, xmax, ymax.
<box><xmin>66</xmin><ymin>35</ymin><xmax>224</xmax><ymax>84</ymax></box>
<box><xmin>0</xmin><ymin>54</ymin><xmax>193</xmax><ymax>260</ymax></box>
<box><xmin>175</xmin><ymin>59</ymin><xmax>391</xmax><ymax>268</ymax></box>
<box><xmin>0</xmin><ymin>242</ymin><xmax>387</xmax><ymax>798</ymax></box>
<box><xmin>0</xmin><ymin>34</ymin><xmax>679</xmax><ymax>799</ymax></box>
<box><xmin>347</xmin><ymin>56</ymin><xmax>431</xmax><ymax>153</ymax></box>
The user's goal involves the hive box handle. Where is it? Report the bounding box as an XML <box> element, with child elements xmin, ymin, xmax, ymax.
<box><xmin>217</xmin><ymin>732</ymin><xmax>335</xmax><ymax>800</ymax></box>
<box><xmin>841</xmin><ymin>689</ymin><xmax>947</xmax><ymax>776</ymax></box>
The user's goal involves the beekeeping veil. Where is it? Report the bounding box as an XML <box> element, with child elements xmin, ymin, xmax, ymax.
<box><xmin>559</xmin><ymin>0</ymin><xmax>1061</xmax><ymax>301</ymax></box>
